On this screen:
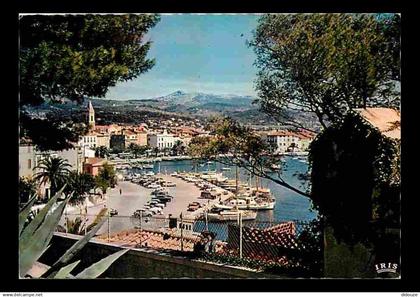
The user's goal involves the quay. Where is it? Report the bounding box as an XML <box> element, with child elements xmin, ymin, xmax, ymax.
<box><xmin>64</xmin><ymin>171</ymin><xmax>235</xmax><ymax>234</ymax></box>
<box><xmin>154</xmin><ymin>174</ymin><xmax>234</xmax><ymax>219</ymax></box>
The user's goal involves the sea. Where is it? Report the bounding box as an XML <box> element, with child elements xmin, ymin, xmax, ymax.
<box><xmin>132</xmin><ymin>156</ymin><xmax>317</xmax><ymax>223</ymax></box>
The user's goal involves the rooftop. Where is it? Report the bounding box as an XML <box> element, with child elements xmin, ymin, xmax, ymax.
<box><xmin>355</xmin><ymin>107</ymin><xmax>400</xmax><ymax>140</ymax></box>
<box><xmin>96</xmin><ymin>229</ymin><xmax>225</xmax><ymax>252</ymax></box>
<box><xmin>84</xmin><ymin>157</ymin><xmax>110</xmax><ymax>166</ymax></box>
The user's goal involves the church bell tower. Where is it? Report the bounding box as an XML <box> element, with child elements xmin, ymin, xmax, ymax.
<box><xmin>87</xmin><ymin>100</ymin><xmax>95</xmax><ymax>131</ymax></box>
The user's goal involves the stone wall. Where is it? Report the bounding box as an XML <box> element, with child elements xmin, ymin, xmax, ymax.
<box><xmin>39</xmin><ymin>233</ymin><xmax>280</xmax><ymax>279</ymax></box>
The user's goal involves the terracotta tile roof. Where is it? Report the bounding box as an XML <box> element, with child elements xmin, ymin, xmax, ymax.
<box><xmin>265</xmin><ymin>221</ymin><xmax>296</xmax><ymax>235</ymax></box>
<box><xmin>98</xmin><ymin>230</ymin><xmax>197</xmax><ymax>251</ymax></box>
<box><xmin>85</xmin><ymin>131</ymin><xmax>100</xmax><ymax>136</ymax></box>
<box><xmin>355</xmin><ymin>108</ymin><xmax>400</xmax><ymax>140</ymax></box>
<box><xmin>84</xmin><ymin>157</ymin><xmax>109</xmax><ymax>166</ymax></box>
<box><xmin>95</xmin><ymin>125</ymin><xmax>110</xmax><ymax>131</ymax></box>
<box><xmin>266</xmin><ymin>131</ymin><xmax>297</xmax><ymax>137</ymax></box>
<box><xmin>96</xmin><ymin>229</ymin><xmax>225</xmax><ymax>252</ymax></box>
<box><xmin>228</xmin><ymin>221</ymin><xmax>299</xmax><ymax>251</ymax></box>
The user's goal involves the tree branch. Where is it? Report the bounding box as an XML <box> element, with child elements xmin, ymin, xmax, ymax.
<box><xmin>211</xmin><ymin>155</ymin><xmax>311</xmax><ymax>198</ymax></box>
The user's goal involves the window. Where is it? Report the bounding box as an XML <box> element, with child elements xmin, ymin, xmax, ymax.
<box><xmin>27</xmin><ymin>159</ymin><xmax>31</xmax><ymax>169</ymax></box>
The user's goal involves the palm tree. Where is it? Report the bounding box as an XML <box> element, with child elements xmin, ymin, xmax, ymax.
<box><xmin>171</xmin><ymin>140</ymin><xmax>186</xmax><ymax>156</ymax></box>
<box><xmin>34</xmin><ymin>156</ymin><xmax>71</xmax><ymax>196</ymax></box>
<box><xmin>128</xmin><ymin>143</ymin><xmax>148</xmax><ymax>158</ymax></box>
<box><xmin>57</xmin><ymin>208</ymin><xmax>108</xmax><ymax>235</ymax></box>
<box><xmin>94</xmin><ymin>162</ymin><xmax>117</xmax><ymax>196</ymax></box>
<box><xmin>95</xmin><ymin>146</ymin><xmax>109</xmax><ymax>158</ymax></box>
<box><xmin>152</xmin><ymin>147</ymin><xmax>159</xmax><ymax>157</ymax></box>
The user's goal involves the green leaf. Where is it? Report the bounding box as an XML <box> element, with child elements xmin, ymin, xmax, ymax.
<box><xmin>75</xmin><ymin>249</ymin><xmax>128</xmax><ymax>279</ymax></box>
<box><xmin>19</xmin><ymin>194</ymin><xmax>70</xmax><ymax>277</ymax></box>
<box><xmin>20</xmin><ymin>185</ymin><xmax>66</xmax><ymax>247</ymax></box>
<box><xmin>41</xmin><ymin>218</ymin><xmax>106</xmax><ymax>278</ymax></box>
<box><xmin>52</xmin><ymin>260</ymin><xmax>81</xmax><ymax>279</ymax></box>
<box><xmin>19</xmin><ymin>193</ymin><xmax>38</xmax><ymax>235</ymax></box>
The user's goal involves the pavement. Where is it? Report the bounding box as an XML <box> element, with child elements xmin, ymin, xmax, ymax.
<box><xmin>156</xmin><ymin>174</ymin><xmax>201</xmax><ymax>218</ymax></box>
<box><xmin>64</xmin><ymin>181</ymin><xmax>152</xmax><ymax>235</ymax></box>
<box><xmin>62</xmin><ymin>174</ymin><xmax>233</xmax><ymax>236</ymax></box>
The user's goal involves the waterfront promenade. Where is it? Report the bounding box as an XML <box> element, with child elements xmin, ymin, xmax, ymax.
<box><xmin>155</xmin><ymin>174</ymin><xmax>233</xmax><ymax>219</ymax></box>
<box><xmin>63</xmin><ymin>173</ymin><xmax>233</xmax><ymax>235</ymax></box>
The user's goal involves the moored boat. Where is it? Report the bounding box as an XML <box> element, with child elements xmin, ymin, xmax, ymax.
<box><xmin>206</xmin><ymin>208</ymin><xmax>257</xmax><ymax>221</ymax></box>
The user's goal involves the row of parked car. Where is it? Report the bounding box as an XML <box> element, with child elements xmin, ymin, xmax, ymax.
<box><xmin>128</xmin><ymin>173</ymin><xmax>177</xmax><ymax>189</ymax></box>
<box><xmin>132</xmin><ymin>188</ymin><xmax>174</xmax><ymax>218</ymax></box>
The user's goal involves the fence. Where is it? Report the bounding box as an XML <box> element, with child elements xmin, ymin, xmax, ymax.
<box><xmin>57</xmin><ymin>212</ymin><xmax>322</xmax><ymax>277</ymax></box>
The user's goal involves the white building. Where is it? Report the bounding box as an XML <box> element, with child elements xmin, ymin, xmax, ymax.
<box><xmin>19</xmin><ymin>144</ymin><xmax>84</xmax><ymax>178</ymax></box>
<box><xmin>147</xmin><ymin>130</ymin><xmax>178</xmax><ymax>150</ymax></box>
<box><xmin>263</xmin><ymin>131</ymin><xmax>300</xmax><ymax>153</ymax></box>
<box><xmin>263</xmin><ymin>130</ymin><xmax>315</xmax><ymax>153</ymax></box>
<box><xmin>78</xmin><ymin>132</ymin><xmax>98</xmax><ymax>149</ymax></box>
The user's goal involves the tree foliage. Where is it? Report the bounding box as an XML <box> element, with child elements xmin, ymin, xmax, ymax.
<box><xmin>20</xmin><ymin>113</ymin><xmax>88</xmax><ymax>152</ymax></box>
<box><xmin>65</xmin><ymin>171</ymin><xmax>96</xmax><ymax>205</ymax></box>
<box><xmin>19</xmin><ymin>14</ymin><xmax>160</xmax><ymax>150</ymax></box>
<box><xmin>171</xmin><ymin>140</ymin><xmax>186</xmax><ymax>156</ymax></box>
<box><xmin>249</xmin><ymin>14</ymin><xmax>401</xmax><ymax>128</ymax></box>
<box><xmin>95</xmin><ymin>162</ymin><xmax>117</xmax><ymax>195</ymax></box>
<box><xmin>95</xmin><ymin>146</ymin><xmax>109</xmax><ymax>158</ymax></box>
<box><xmin>19</xmin><ymin>177</ymin><xmax>37</xmax><ymax>205</ymax></box>
<box><xmin>20</xmin><ymin>14</ymin><xmax>160</xmax><ymax>106</ymax></box>
<box><xmin>128</xmin><ymin>143</ymin><xmax>148</xmax><ymax>158</ymax></box>
<box><xmin>308</xmin><ymin>112</ymin><xmax>400</xmax><ymax>247</ymax></box>
<box><xmin>188</xmin><ymin>117</ymin><xmax>309</xmax><ymax>197</ymax></box>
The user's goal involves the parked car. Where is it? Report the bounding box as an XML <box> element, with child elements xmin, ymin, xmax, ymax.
<box><xmin>143</xmin><ymin>211</ymin><xmax>153</xmax><ymax>217</ymax></box>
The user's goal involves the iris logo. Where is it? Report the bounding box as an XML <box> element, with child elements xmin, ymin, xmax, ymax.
<box><xmin>375</xmin><ymin>262</ymin><xmax>399</xmax><ymax>274</ymax></box>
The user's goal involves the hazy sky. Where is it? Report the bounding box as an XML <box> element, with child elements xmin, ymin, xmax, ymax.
<box><xmin>105</xmin><ymin>14</ymin><xmax>260</xmax><ymax>100</ymax></box>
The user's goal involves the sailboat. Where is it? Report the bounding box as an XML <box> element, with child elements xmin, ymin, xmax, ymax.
<box><xmin>223</xmin><ymin>173</ymin><xmax>276</xmax><ymax>210</ymax></box>
<box><xmin>206</xmin><ymin>206</ymin><xmax>257</xmax><ymax>221</ymax></box>
<box><xmin>206</xmin><ymin>165</ymin><xmax>257</xmax><ymax>221</ymax></box>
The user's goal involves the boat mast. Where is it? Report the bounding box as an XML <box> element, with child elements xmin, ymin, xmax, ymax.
<box><xmin>235</xmin><ymin>165</ymin><xmax>239</xmax><ymax>194</ymax></box>
<box><xmin>256</xmin><ymin>175</ymin><xmax>259</xmax><ymax>191</ymax></box>
<box><xmin>235</xmin><ymin>165</ymin><xmax>239</xmax><ymax>211</ymax></box>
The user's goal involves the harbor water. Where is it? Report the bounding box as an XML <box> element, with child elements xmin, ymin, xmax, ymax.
<box><xmin>131</xmin><ymin>156</ymin><xmax>317</xmax><ymax>223</ymax></box>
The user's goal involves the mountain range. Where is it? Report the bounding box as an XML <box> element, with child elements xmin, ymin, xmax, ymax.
<box><xmin>25</xmin><ymin>90</ymin><xmax>320</xmax><ymax>128</ymax></box>
<box><xmin>127</xmin><ymin>90</ymin><xmax>257</xmax><ymax>111</ymax></box>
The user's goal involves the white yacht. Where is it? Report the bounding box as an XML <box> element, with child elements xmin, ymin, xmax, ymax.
<box><xmin>225</xmin><ymin>193</ymin><xmax>276</xmax><ymax>210</ymax></box>
<box><xmin>206</xmin><ymin>208</ymin><xmax>257</xmax><ymax>222</ymax></box>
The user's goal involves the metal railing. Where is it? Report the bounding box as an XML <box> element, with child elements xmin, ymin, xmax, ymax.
<box><xmin>57</xmin><ymin>212</ymin><xmax>322</xmax><ymax>276</ymax></box>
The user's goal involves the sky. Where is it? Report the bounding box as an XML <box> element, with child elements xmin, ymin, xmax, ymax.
<box><xmin>105</xmin><ymin>14</ymin><xmax>261</xmax><ymax>100</ymax></box>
